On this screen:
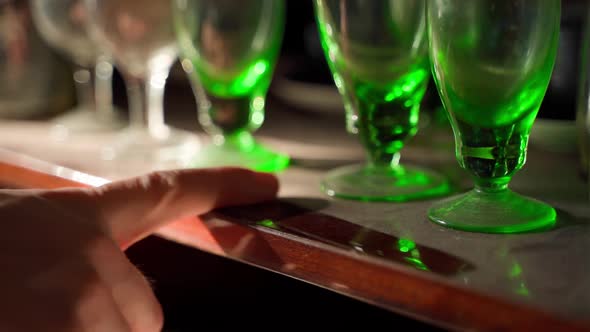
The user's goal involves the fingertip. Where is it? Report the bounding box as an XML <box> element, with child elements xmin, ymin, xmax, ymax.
<box><xmin>199</xmin><ymin>167</ymin><xmax>280</xmax><ymax>207</ymax></box>
<box><xmin>86</xmin><ymin>167</ymin><xmax>281</xmax><ymax>246</ymax></box>
<box><xmin>251</xmin><ymin>171</ymin><xmax>280</xmax><ymax>196</ymax></box>
<box><xmin>206</xmin><ymin>167</ymin><xmax>279</xmax><ymax>194</ymax></box>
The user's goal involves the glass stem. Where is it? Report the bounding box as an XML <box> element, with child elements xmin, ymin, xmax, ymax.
<box><xmin>73</xmin><ymin>66</ymin><xmax>95</xmax><ymax>113</ymax></box>
<box><xmin>367</xmin><ymin>150</ymin><xmax>401</xmax><ymax>170</ymax></box>
<box><xmin>195</xmin><ymin>84</ymin><xmax>260</xmax><ymax>149</ymax></box>
<box><xmin>492</xmin><ymin>124</ymin><xmax>516</xmax><ymax>177</ymax></box>
<box><xmin>356</xmin><ymin>98</ymin><xmax>415</xmax><ymax>172</ymax></box>
<box><xmin>94</xmin><ymin>57</ymin><xmax>115</xmax><ymax>121</ymax></box>
<box><xmin>224</xmin><ymin>130</ymin><xmax>255</xmax><ymax>151</ymax></box>
<box><xmin>474</xmin><ymin>177</ymin><xmax>510</xmax><ymax>193</ymax></box>
<box><xmin>125</xmin><ymin>73</ymin><xmax>169</xmax><ymax>140</ymax></box>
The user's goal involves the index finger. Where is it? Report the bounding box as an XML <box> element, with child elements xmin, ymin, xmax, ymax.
<box><xmin>93</xmin><ymin>168</ymin><xmax>279</xmax><ymax>246</ymax></box>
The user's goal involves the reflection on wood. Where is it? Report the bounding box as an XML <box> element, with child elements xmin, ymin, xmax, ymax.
<box><xmin>209</xmin><ymin>199</ymin><xmax>474</xmax><ymax>276</ymax></box>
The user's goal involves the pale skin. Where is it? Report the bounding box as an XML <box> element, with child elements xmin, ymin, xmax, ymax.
<box><xmin>0</xmin><ymin>167</ymin><xmax>279</xmax><ymax>332</ymax></box>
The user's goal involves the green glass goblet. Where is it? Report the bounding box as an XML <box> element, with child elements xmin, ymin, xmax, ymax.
<box><xmin>173</xmin><ymin>0</ymin><xmax>289</xmax><ymax>172</ymax></box>
<box><xmin>314</xmin><ymin>0</ymin><xmax>451</xmax><ymax>201</ymax></box>
<box><xmin>427</xmin><ymin>0</ymin><xmax>561</xmax><ymax>233</ymax></box>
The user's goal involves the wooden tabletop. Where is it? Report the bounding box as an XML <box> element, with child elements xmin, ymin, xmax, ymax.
<box><xmin>0</xmin><ymin>95</ymin><xmax>588</xmax><ymax>332</ymax></box>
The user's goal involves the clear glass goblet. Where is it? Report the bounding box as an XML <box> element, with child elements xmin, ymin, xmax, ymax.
<box><xmin>31</xmin><ymin>0</ymin><xmax>124</xmax><ymax>139</ymax></box>
<box><xmin>83</xmin><ymin>0</ymin><xmax>200</xmax><ymax>168</ymax></box>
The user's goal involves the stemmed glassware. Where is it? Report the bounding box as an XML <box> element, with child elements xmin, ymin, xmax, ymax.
<box><xmin>83</xmin><ymin>0</ymin><xmax>200</xmax><ymax>168</ymax></box>
<box><xmin>427</xmin><ymin>0</ymin><xmax>561</xmax><ymax>233</ymax></box>
<box><xmin>31</xmin><ymin>0</ymin><xmax>124</xmax><ymax>138</ymax></box>
<box><xmin>173</xmin><ymin>0</ymin><xmax>289</xmax><ymax>172</ymax></box>
<box><xmin>313</xmin><ymin>0</ymin><xmax>450</xmax><ymax>201</ymax></box>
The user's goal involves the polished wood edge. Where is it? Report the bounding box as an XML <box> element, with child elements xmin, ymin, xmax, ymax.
<box><xmin>160</xmin><ymin>217</ymin><xmax>590</xmax><ymax>332</ymax></box>
<box><xmin>0</xmin><ymin>160</ymin><xmax>88</xmax><ymax>189</ymax></box>
<box><xmin>0</xmin><ymin>149</ymin><xmax>108</xmax><ymax>189</ymax></box>
<box><xmin>0</xmin><ymin>150</ymin><xmax>588</xmax><ymax>332</ymax></box>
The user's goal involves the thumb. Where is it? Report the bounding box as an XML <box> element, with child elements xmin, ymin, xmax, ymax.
<box><xmin>43</xmin><ymin>168</ymin><xmax>279</xmax><ymax>247</ymax></box>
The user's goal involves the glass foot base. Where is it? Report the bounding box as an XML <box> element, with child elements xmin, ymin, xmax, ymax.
<box><xmin>321</xmin><ymin>164</ymin><xmax>451</xmax><ymax>202</ymax></box>
<box><xmin>428</xmin><ymin>189</ymin><xmax>556</xmax><ymax>233</ymax></box>
<box><xmin>101</xmin><ymin>126</ymin><xmax>201</xmax><ymax>173</ymax></box>
<box><xmin>50</xmin><ymin>108</ymin><xmax>126</xmax><ymax>141</ymax></box>
<box><xmin>190</xmin><ymin>138</ymin><xmax>290</xmax><ymax>173</ymax></box>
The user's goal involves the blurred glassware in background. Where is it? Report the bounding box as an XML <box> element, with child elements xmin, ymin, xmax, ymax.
<box><xmin>0</xmin><ymin>0</ymin><xmax>73</xmax><ymax>119</ymax></box>
<box><xmin>31</xmin><ymin>0</ymin><xmax>125</xmax><ymax>140</ymax></box>
<box><xmin>577</xmin><ymin>0</ymin><xmax>590</xmax><ymax>199</ymax></box>
<box><xmin>173</xmin><ymin>0</ymin><xmax>289</xmax><ymax>172</ymax></box>
<box><xmin>84</xmin><ymin>0</ymin><xmax>199</xmax><ymax>168</ymax></box>
<box><xmin>313</xmin><ymin>0</ymin><xmax>450</xmax><ymax>201</ymax></box>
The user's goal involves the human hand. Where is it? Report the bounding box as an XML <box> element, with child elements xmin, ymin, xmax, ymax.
<box><xmin>0</xmin><ymin>168</ymin><xmax>278</xmax><ymax>332</ymax></box>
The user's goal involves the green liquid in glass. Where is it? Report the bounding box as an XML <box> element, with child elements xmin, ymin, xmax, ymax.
<box><xmin>174</xmin><ymin>0</ymin><xmax>288</xmax><ymax>172</ymax></box>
